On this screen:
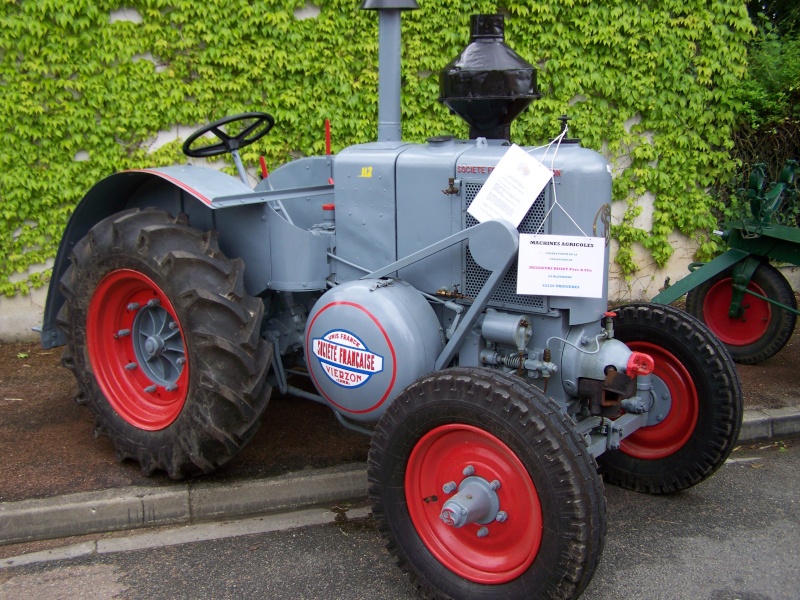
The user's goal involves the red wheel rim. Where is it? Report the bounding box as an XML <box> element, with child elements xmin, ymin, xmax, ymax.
<box><xmin>702</xmin><ymin>277</ymin><xmax>770</xmax><ymax>346</ymax></box>
<box><xmin>87</xmin><ymin>269</ymin><xmax>189</xmax><ymax>430</ymax></box>
<box><xmin>405</xmin><ymin>424</ymin><xmax>543</xmax><ymax>584</ymax></box>
<box><xmin>621</xmin><ymin>342</ymin><xmax>698</xmax><ymax>460</ymax></box>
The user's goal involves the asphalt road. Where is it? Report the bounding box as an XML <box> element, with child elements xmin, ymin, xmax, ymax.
<box><xmin>1</xmin><ymin>443</ymin><xmax>798</xmax><ymax>600</ymax></box>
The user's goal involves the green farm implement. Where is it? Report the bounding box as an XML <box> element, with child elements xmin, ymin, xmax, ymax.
<box><xmin>653</xmin><ymin>161</ymin><xmax>799</xmax><ymax>364</ymax></box>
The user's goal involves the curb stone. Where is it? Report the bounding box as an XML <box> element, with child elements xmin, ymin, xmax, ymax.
<box><xmin>1</xmin><ymin>409</ymin><xmax>798</xmax><ymax>548</ymax></box>
<box><xmin>739</xmin><ymin>406</ymin><xmax>800</xmax><ymax>444</ymax></box>
<box><xmin>0</xmin><ymin>463</ymin><xmax>368</xmax><ymax>547</ymax></box>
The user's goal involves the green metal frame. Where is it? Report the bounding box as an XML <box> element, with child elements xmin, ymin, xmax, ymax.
<box><xmin>652</xmin><ymin>161</ymin><xmax>799</xmax><ymax>315</ymax></box>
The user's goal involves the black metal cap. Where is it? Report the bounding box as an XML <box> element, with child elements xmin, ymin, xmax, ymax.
<box><xmin>360</xmin><ymin>0</ymin><xmax>419</xmax><ymax>10</ymax></box>
<box><xmin>439</xmin><ymin>15</ymin><xmax>539</xmax><ymax>140</ymax></box>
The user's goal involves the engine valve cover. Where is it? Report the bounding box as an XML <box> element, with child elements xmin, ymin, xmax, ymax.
<box><xmin>305</xmin><ymin>279</ymin><xmax>444</xmax><ymax>422</ymax></box>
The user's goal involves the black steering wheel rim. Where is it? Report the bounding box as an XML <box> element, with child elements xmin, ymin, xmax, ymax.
<box><xmin>182</xmin><ymin>112</ymin><xmax>275</xmax><ymax>158</ymax></box>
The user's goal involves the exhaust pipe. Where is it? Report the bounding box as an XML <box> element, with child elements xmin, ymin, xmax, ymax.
<box><xmin>361</xmin><ymin>0</ymin><xmax>419</xmax><ymax>142</ymax></box>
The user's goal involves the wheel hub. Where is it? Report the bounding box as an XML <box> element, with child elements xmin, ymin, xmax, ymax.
<box><xmin>144</xmin><ymin>336</ymin><xmax>164</xmax><ymax>358</ymax></box>
<box><xmin>132</xmin><ymin>302</ymin><xmax>184</xmax><ymax>387</ymax></box>
<box><xmin>440</xmin><ymin>473</ymin><xmax>501</xmax><ymax>528</ymax></box>
<box><xmin>405</xmin><ymin>424</ymin><xmax>542</xmax><ymax>584</ymax></box>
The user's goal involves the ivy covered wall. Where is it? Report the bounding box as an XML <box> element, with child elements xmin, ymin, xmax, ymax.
<box><xmin>0</xmin><ymin>0</ymin><xmax>753</xmax><ymax>296</ymax></box>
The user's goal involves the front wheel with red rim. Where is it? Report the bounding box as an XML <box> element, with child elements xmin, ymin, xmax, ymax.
<box><xmin>685</xmin><ymin>262</ymin><xmax>796</xmax><ymax>364</ymax></box>
<box><xmin>58</xmin><ymin>209</ymin><xmax>271</xmax><ymax>479</ymax></box>
<box><xmin>600</xmin><ymin>303</ymin><xmax>742</xmax><ymax>494</ymax></box>
<box><xmin>369</xmin><ymin>367</ymin><xmax>605</xmax><ymax>600</ymax></box>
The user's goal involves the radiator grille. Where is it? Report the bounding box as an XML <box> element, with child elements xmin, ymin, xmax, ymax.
<box><xmin>464</xmin><ymin>182</ymin><xmax>547</xmax><ymax>312</ymax></box>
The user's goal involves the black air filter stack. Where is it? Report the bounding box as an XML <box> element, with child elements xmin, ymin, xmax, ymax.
<box><xmin>439</xmin><ymin>15</ymin><xmax>540</xmax><ymax>141</ymax></box>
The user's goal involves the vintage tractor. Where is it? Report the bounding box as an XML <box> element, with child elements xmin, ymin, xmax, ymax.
<box><xmin>653</xmin><ymin>160</ymin><xmax>799</xmax><ymax>364</ymax></box>
<box><xmin>39</xmin><ymin>3</ymin><xmax>741</xmax><ymax>599</ymax></box>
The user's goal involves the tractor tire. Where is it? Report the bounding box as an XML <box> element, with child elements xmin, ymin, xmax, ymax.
<box><xmin>599</xmin><ymin>303</ymin><xmax>742</xmax><ymax>494</ymax></box>
<box><xmin>58</xmin><ymin>208</ymin><xmax>271</xmax><ymax>479</ymax></box>
<box><xmin>369</xmin><ymin>367</ymin><xmax>605</xmax><ymax>600</ymax></box>
<box><xmin>685</xmin><ymin>262</ymin><xmax>796</xmax><ymax>364</ymax></box>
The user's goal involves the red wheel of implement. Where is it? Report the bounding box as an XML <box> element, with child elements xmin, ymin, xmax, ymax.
<box><xmin>405</xmin><ymin>424</ymin><xmax>542</xmax><ymax>584</ymax></box>
<box><xmin>685</xmin><ymin>263</ymin><xmax>796</xmax><ymax>364</ymax></box>
<box><xmin>87</xmin><ymin>269</ymin><xmax>188</xmax><ymax>430</ymax></box>
<box><xmin>619</xmin><ymin>341</ymin><xmax>698</xmax><ymax>460</ymax></box>
<box><xmin>702</xmin><ymin>277</ymin><xmax>770</xmax><ymax>346</ymax></box>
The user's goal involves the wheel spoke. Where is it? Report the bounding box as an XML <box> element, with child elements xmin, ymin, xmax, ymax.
<box><xmin>161</xmin><ymin>349</ymin><xmax>183</xmax><ymax>381</ymax></box>
<box><xmin>145</xmin><ymin>354</ymin><xmax>166</xmax><ymax>380</ymax></box>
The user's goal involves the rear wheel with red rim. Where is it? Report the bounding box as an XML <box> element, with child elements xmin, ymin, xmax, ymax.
<box><xmin>369</xmin><ymin>367</ymin><xmax>605</xmax><ymax>599</ymax></box>
<box><xmin>600</xmin><ymin>303</ymin><xmax>742</xmax><ymax>494</ymax></box>
<box><xmin>58</xmin><ymin>209</ymin><xmax>271</xmax><ymax>478</ymax></box>
<box><xmin>685</xmin><ymin>262</ymin><xmax>796</xmax><ymax>364</ymax></box>
<box><xmin>88</xmin><ymin>269</ymin><xmax>188</xmax><ymax>430</ymax></box>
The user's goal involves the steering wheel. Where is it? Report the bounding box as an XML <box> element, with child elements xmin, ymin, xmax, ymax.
<box><xmin>182</xmin><ymin>112</ymin><xmax>275</xmax><ymax>158</ymax></box>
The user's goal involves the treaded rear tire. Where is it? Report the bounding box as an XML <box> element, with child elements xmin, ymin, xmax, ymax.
<box><xmin>685</xmin><ymin>261</ymin><xmax>796</xmax><ymax>364</ymax></box>
<box><xmin>369</xmin><ymin>367</ymin><xmax>605</xmax><ymax>600</ymax></box>
<box><xmin>599</xmin><ymin>303</ymin><xmax>742</xmax><ymax>494</ymax></box>
<box><xmin>58</xmin><ymin>208</ymin><xmax>271</xmax><ymax>478</ymax></box>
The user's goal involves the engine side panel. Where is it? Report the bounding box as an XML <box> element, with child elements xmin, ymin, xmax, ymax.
<box><xmin>332</xmin><ymin>142</ymin><xmax>410</xmax><ymax>281</ymax></box>
<box><xmin>395</xmin><ymin>138</ymin><xmax>474</xmax><ymax>294</ymax></box>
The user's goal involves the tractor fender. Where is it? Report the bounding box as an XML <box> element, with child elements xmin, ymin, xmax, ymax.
<box><xmin>40</xmin><ymin>166</ymin><xmax>261</xmax><ymax>348</ymax></box>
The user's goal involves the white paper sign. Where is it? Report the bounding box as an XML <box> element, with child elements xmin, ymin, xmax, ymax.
<box><xmin>517</xmin><ymin>234</ymin><xmax>606</xmax><ymax>298</ymax></box>
<box><xmin>467</xmin><ymin>144</ymin><xmax>553</xmax><ymax>227</ymax></box>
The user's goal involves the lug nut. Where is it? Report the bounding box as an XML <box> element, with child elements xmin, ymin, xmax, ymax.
<box><xmin>463</xmin><ymin>465</ymin><xmax>475</xmax><ymax>477</ymax></box>
<box><xmin>165</xmin><ymin>383</ymin><xmax>177</xmax><ymax>392</ymax></box>
<box><xmin>442</xmin><ymin>481</ymin><xmax>457</xmax><ymax>494</ymax></box>
<box><xmin>490</xmin><ymin>480</ymin><xmax>501</xmax><ymax>490</ymax></box>
<box><xmin>146</xmin><ymin>299</ymin><xmax>161</xmax><ymax>307</ymax></box>
<box><xmin>176</xmin><ymin>357</ymin><xmax>186</xmax><ymax>366</ymax></box>
<box><xmin>496</xmin><ymin>511</ymin><xmax>508</xmax><ymax>523</ymax></box>
<box><xmin>144</xmin><ymin>385</ymin><xmax>157</xmax><ymax>393</ymax></box>
<box><xmin>125</xmin><ymin>362</ymin><xmax>137</xmax><ymax>370</ymax></box>
<box><xmin>127</xmin><ymin>302</ymin><xmax>140</xmax><ymax>311</ymax></box>
<box><xmin>115</xmin><ymin>329</ymin><xmax>131</xmax><ymax>338</ymax></box>
<box><xmin>477</xmin><ymin>527</ymin><xmax>489</xmax><ymax>538</ymax></box>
